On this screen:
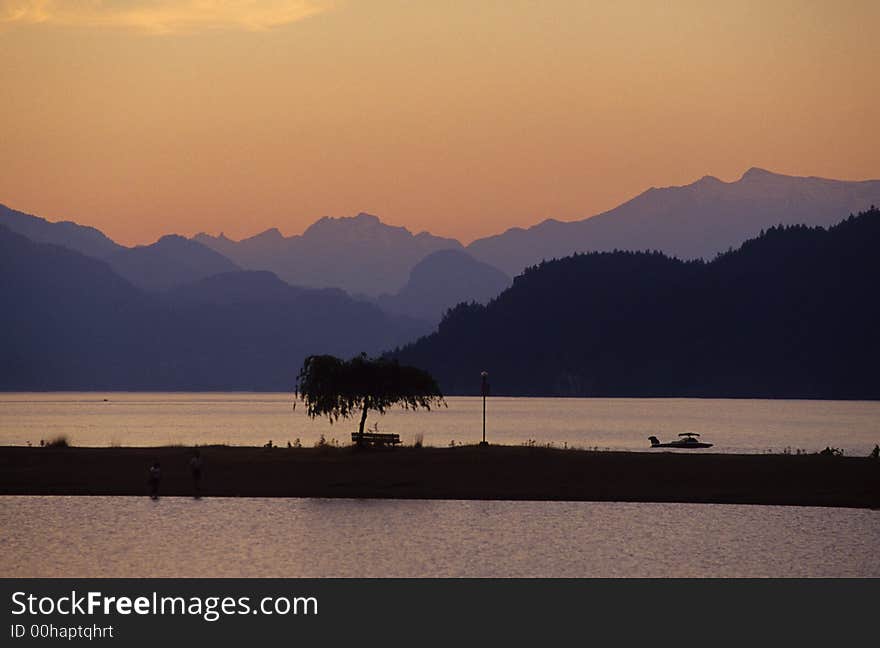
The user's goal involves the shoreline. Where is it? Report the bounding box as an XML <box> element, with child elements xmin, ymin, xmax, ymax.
<box><xmin>2</xmin><ymin>391</ymin><xmax>880</xmax><ymax>402</ymax></box>
<box><xmin>1</xmin><ymin>445</ymin><xmax>877</xmax><ymax>509</ymax></box>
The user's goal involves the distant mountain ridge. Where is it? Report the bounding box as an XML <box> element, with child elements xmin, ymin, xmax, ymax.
<box><xmin>392</xmin><ymin>208</ymin><xmax>880</xmax><ymax>399</ymax></box>
<box><xmin>377</xmin><ymin>249</ymin><xmax>511</xmax><ymax>324</ymax></box>
<box><xmin>191</xmin><ymin>168</ymin><xmax>880</xmax><ymax>289</ymax></box>
<box><xmin>466</xmin><ymin>168</ymin><xmax>880</xmax><ymax>274</ymax></box>
<box><xmin>104</xmin><ymin>234</ymin><xmax>241</xmax><ymax>292</ymax></box>
<box><xmin>166</xmin><ymin>270</ymin><xmax>309</xmax><ymax>304</ymax></box>
<box><xmin>0</xmin><ymin>204</ymin><xmax>241</xmax><ymax>292</ymax></box>
<box><xmin>5</xmin><ymin>190</ymin><xmax>880</xmax><ymax>394</ymax></box>
<box><xmin>194</xmin><ymin>212</ymin><xmax>464</xmax><ymax>297</ymax></box>
<box><xmin>0</xmin><ymin>226</ymin><xmax>427</xmax><ymax>390</ymax></box>
<box><xmin>5</xmin><ymin>166</ymin><xmax>880</xmax><ymax>303</ymax></box>
<box><xmin>0</xmin><ymin>203</ymin><xmax>124</xmax><ymax>259</ymax></box>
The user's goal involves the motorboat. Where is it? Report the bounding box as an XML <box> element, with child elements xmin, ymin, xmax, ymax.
<box><xmin>649</xmin><ymin>432</ymin><xmax>713</xmax><ymax>449</ymax></box>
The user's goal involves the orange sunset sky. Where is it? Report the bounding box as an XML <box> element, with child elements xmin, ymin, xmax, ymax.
<box><xmin>1</xmin><ymin>0</ymin><xmax>878</xmax><ymax>246</ymax></box>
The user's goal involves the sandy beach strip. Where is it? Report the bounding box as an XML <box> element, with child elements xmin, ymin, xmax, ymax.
<box><xmin>0</xmin><ymin>445</ymin><xmax>877</xmax><ymax>509</ymax></box>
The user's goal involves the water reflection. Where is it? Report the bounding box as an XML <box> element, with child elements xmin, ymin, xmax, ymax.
<box><xmin>2</xmin><ymin>497</ymin><xmax>877</xmax><ymax>577</ymax></box>
<box><xmin>1</xmin><ymin>394</ymin><xmax>879</xmax><ymax>456</ymax></box>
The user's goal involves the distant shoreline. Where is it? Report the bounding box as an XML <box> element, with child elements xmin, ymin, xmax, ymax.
<box><xmin>1</xmin><ymin>445</ymin><xmax>877</xmax><ymax>509</ymax></box>
<box><xmin>1</xmin><ymin>390</ymin><xmax>879</xmax><ymax>402</ymax></box>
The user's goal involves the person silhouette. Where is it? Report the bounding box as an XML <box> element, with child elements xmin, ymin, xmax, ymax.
<box><xmin>148</xmin><ymin>461</ymin><xmax>161</xmax><ymax>499</ymax></box>
<box><xmin>189</xmin><ymin>450</ymin><xmax>203</xmax><ymax>498</ymax></box>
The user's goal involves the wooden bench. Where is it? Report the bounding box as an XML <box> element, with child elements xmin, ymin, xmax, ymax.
<box><xmin>351</xmin><ymin>432</ymin><xmax>401</xmax><ymax>447</ymax></box>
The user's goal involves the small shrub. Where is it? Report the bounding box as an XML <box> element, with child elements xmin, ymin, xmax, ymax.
<box><xmin>45</xmin><ymin>435</ymin><xmax>70</xmax><ymax>448</ymax></box>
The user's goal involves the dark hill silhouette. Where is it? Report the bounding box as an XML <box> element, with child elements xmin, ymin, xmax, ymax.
<box><xmin>0</xmin><ymin>225</ymin><xmax>140</xmax><ymax>388</ymax></box>
<box><xmin>392</xmin><ymin>208</ymin><xmax>880</xmax><ymax>399</ymax></box>
<box><xmin>467</xmin><ymin>168</ymin><xmax>880</xmax><ymax>275</ymax></box>
<box><xmin>104</xmin><ymin>234</ymin><xmax>242</xmax><ymax>292</ymax></box>
<box><xmin>143</xmin><ymin>272</ymin><xmax>428</xmax><ymax>390</ymax></box>
<box><xmin>0</xmin><ymin>204</ymin><xmax>243</xmax><ymax>292</ymax></box>
<box><xmin>166</xmin><ymin>270</ymin><xmax>309</xmax><ymax>304</ymax></box>
<box><xmin>377</xmin><ymin>249</ymin><xmax>511</xmax><ymax>324</ymax></box>
<box><xmin>0</xmin><ymin>203</ymin><xmax>124</xmax><ymax>259</ymax></box>
<box><xmin>194</xmin><ymin>212</ymin><xmax>462</xmax><ymax>296</ymax></box>
<box><xmin>0</xmin><ymin>228</ymin><xmax>428</xmax><ymax>390</ymax></box>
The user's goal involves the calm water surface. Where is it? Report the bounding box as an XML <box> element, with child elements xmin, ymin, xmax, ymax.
<box><xmin>1</xmin><ymin>497</ymin><xmax>877</xmax><ymax>578</ymax></box>
<box><xmin>1</xmin><ymin>393</ymin><xmax>879</xmax><ymax>455</ymax></box>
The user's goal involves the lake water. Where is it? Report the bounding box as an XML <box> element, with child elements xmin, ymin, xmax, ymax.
<box><xmin>1</xmin><ymin>497</ymin><xmax>877</xmax><ymax>577</ymax></box>
<box><xmin>1</xmin><ymin>393</ymin><xmax>878</xmax><ymax>455</ymax></box>
<box><xmin>4</xmin><ymin>395</ymin><xmax>878</xmax><ymax>577</ymax></box>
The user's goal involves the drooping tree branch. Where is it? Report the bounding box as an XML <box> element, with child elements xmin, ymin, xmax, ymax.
<box><xmin>294</xmin><ymin>354</ymin><xmax>445</xmax><ymax>441</ymax></box>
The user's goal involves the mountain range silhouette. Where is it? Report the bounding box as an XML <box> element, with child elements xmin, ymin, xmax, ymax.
<box><xmin>392</xmin><ymin>207</ymin><xmax>880</xmax><ymax>398</ymax></box>
<box><xmin>2</xmin><ymin>168</ymin><xmax>879</xmax><ymax>393</ymax></box>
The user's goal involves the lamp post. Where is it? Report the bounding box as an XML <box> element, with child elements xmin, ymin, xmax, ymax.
<box><xmin>480</xmin><ymin>371</ymin><xmax>489</xmax><ymax>447</ymax></box>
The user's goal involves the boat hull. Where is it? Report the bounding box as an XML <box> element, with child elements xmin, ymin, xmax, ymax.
<box><xmin>651</xmin><ymin>441</ymin><xmax>713</xmax><ymax>449</ymax></box>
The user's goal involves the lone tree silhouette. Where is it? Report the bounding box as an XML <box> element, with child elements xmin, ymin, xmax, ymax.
<box><xmin>295</xmin><ymin>354</ymin><xmax>445</xmax><ymax>444</ymax></box>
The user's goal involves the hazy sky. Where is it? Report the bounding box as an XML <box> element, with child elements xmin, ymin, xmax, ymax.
<box><xmin>1</xmin><ymin>0</ymin><xmax>878</xmax><ymax>246</ymax></box>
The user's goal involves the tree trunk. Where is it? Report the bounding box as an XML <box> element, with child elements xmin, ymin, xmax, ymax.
<box><xmin>357</xmin><ymin>401</ymin><xmax>369</xmax><ymax>444</ymax></box>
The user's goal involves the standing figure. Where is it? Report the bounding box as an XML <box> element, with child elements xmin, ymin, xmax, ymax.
<box><xmin>148</xmin><ymin>461</ymin><xmax>161</xmax><ymax>500</ymax></box>
<box><xmin>189</xmin><ymin>450</ymin><xmax>203</xmax><ymax>499</ymax></box>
